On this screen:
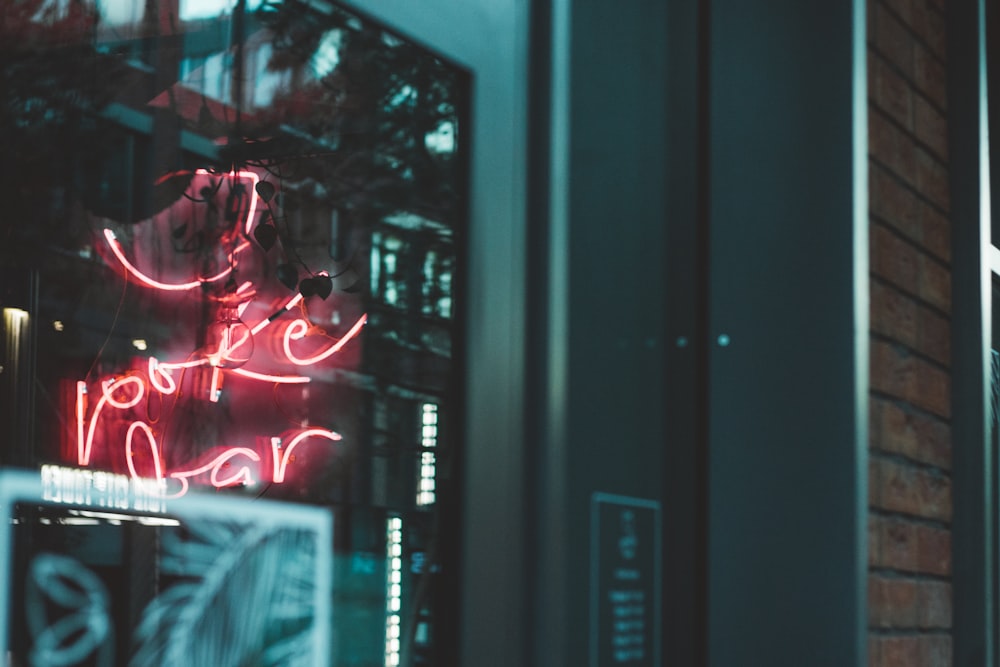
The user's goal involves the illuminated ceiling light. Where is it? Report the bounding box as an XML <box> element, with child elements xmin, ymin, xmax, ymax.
<box><xmin>3</xmin><ymin>307</ymin><xmax>28</xmax><ymax>323</ymax></box>
<box><xmin>132</xmin><ymin>339</ymin><xmax>148</xmax><ymax>351</ymax></box>
<box><xmin>52</xmin><ymin>320</ymin><xmax>64</xmax><ymax>332</ymax></box>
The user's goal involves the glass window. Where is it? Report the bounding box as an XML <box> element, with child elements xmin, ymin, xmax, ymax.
<box><xmin>0</xmin><ymin>1</ymin><xmax>466</xmax><ymax>664</ymax></box>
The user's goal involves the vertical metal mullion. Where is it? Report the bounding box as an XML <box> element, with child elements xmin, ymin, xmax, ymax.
<box><xmin>949</xmin><ymin>0</ymin><xmax>994</xmax><ymax>662</ymax></box>
<box><xmin>705</xmin><ymin>0</ymin><xmax>867</xmax><ymax>662</ymax></box>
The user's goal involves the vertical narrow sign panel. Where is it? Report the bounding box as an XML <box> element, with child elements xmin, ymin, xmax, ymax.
<box><xmin>590</xmin><ymin>493</ymin><xmax>661</xmax><ymax>667</ymax></box>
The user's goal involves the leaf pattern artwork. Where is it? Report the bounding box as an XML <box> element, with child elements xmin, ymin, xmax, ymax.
<box><xmin>26</xmin><ymin>553</ymin><xmax>114</xmax><ymax>667</ymax></box>
<box><xmin>130</xmin><ymin>521</ymin><xmax>319</xmax><ymax>667</ymax></box>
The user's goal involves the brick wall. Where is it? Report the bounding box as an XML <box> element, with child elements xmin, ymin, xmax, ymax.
<box><xmin>867</xmin><ymin>0</ymin><xmax>952</xmax><ymax>665</ymax></box>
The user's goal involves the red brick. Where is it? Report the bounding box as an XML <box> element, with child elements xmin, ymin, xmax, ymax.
<box><xmin>871</xmin><ymin>163</ymin><xmax>920</xmax><ymax>239</ymax></box>
<box><xmin>871</xmin><ymin>53</ymin><xmax>913</xmax><ymax>130</ymax></box>
<box><xmin>915</xmin><ymin>148</ymin><xmax>949</xmax><ymax>211</ymax></box>
<box><xmin>871</xmin><ymin>340</ymin><xmax>918</xmax><ymax>400</ymax></box>
<box><xmin>882</xmin><ymin>0</ymin><xmax>913</xmax><ymax>26</ymax></box>
<box><xmin>922</xmin><ymin>267</ymin><xmax>953</xmax><ymax>319</ymax></box>
<box><xmin>875</xmin><ymin>4</ymin><xmax>916</xmax><ymax>77</ymax></box>
<box><xmin>871</xmin><ymin>456</ymin><xmax>951</xmax><ymax>521</ymax></box>
<box><xmin>870</xmin><ymin>109</ymin><xmax>919</xmax><ymax>185</ymax></box>
<box><xmin>869</xmin><ymin>514</ymin><xmax>883</xmax><ymax>567</ymax></box>
<box><xmin>868</xmin><ymin>516</ymin><xmax>951</xmax><ymax>576</ymax></box>
<box><xmin>914</xmin><ymin>94</ymin><xmax>947</xmax><ymax>159</ymax></box>
<box><xmin>872</xmin><ymin>396</ymin><xmax>951</xmax><ymax>469</ymax></box>
<box><xmin>911</xmin><ymin>359</ymin><xmax>949</xmax><ymax>418</ymax></box>
<box><xmin>870</xmin><ymin>575</ymin><xmax>918</xmax><ymax>627</ymax></box>
<box><xmin>914</xmin><ymin>42</ymin><xmax>947</xmax><ymax>109</ymax></box>
<box><xmin>872</xmin><ymin>340</ymin><xmax>950</xmax><ymax>418</ymax></box>
<box><xmin>917</xmin><ymin>634</ymin><xmax>951</xmax><ymax>667</ymax></box>
<box><xmin>920</xmin><ymin>203</ymin><xmax>950</xmax><ymax>261</ymax></box>
<box><xmin>917</xmin><ymin>468</ymin><xmax>951</xmax><ymax>520</ymax></box>
<box><xmin>872</xmin><ymin>282</ymin><xmax>918</xmax><ymax>348</ymax></box>
<box><xmin>915</xmin><ymin>523</ymin><xmax>952</xmax><ymax>575</ymax></box>
<box><xmin>917</xmin><ymin>306</ymin><xmax>949</xmax><ymax>365</ymax></box>
<box><xmin>871</xmin><ymin>225</ymin><xmax>920</xmax><ymax>294</ymax></box>
<box><xmin>874</xmin><ymin>635</ymin><xmax>921</xmax><ymax>667</ymax></box>
<box><xmin>910</xmin><ymin>1</ymin><xmax>947</xmax><ymax>60</ymax></box>
<box><xmin>916</xmin><ymin>580</ymin><xmax>952</xmax><ymax>629</ymax></box>
<box><xmin>870</xmin><ymin>514</ymin><xmax>920</xmax><ymax>571</ymax></box>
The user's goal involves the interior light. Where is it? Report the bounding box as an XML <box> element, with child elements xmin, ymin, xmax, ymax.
<box><xmin>52</xmin><ymin>320</ymin><xmax>64</xmax><ymax>332</ymax></box>
<box><xmin>3</xmin><ymin>308</ymin><xmax>28</xmax><ymax>323</ymax></box>
<box><xmin>132</xmin><ymin>339</ymin><xmax>148</xmax><ymax>351</ymax></box>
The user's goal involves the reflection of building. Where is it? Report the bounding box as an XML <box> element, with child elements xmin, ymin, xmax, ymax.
<box><xmin>1</xmin><ymin>2</ymin><xmax>459</xmax><ymax>665</ymax></box>
<box><xmin>9</xmin><ymin>0</ymin><xmax>981</xmax><ymax>665</ymax></box>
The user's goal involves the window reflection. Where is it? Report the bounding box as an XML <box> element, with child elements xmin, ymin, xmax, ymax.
<box><xmin>1</xmin><ymin>1</ymin><xmax>464</xmax><ymax>665</ymax></box>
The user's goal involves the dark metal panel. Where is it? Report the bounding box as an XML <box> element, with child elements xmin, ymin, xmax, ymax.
<box><xmin>706</xmin><ymin>1</ymin><xmax>868</xmax><ymax>663</ymax></box>
<box><xmin>527</xmin><ymin>1</ymin><xmax>672</xmax><ymax>665</ymax></box>
<box><xmin>663</xmin><ymin>0</ymin><xmax>710</xmax><ymax>662</ymax></box>
<box><xmin>949</xmin><ymin>0</ymin><xmax>995</xmax><ymax>663</ymax></box>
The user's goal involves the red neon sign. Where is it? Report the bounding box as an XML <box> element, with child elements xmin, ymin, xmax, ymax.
<box><xmin>70</xmin><ymin>168</ymin><xmax>366</xmax><ymax>498</ymax></box>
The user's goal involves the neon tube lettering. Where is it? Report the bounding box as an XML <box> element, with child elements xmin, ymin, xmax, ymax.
<box><xmin>282</xmin><ymin>314</ymin><xmax>367</xmax><ymax>366</ymax></box>
<box><xmin>168</xmin><ymin>447</ymin><xmax>262</xmax><ymax>493</ymax></box>
<box><xmin>104</xmin><ymin>230</ymin><xmax>251</xmax><ymax>291</ymax></box>
<box><xmin>271</xmin><ymin>429</ymin><xmax>342</xmax><ymax>483</ymax></box>
<box><xmin>125</xmin><ymin>422</ymin><xmax>164</xmax><ymax>488</ymax></box>
<box><xmin>101</xmin><ymin>169</ymin><xmax>260</xmax><ymax>292</ymax></box>
<box><xmin>79</xmin><ymin>376</ymin><xmax>144</xmax><ymax>466</ymax></box>
<box><xmin>229</xmin><ymin>368</ymin><xmax>310</xmax><ymax>384</ymax></box>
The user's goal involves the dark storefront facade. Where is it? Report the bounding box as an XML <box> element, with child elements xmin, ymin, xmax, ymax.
<box><xmin>0</xmin><ymin>1</ymin><xmax>475</xmax><ymax>665</ymax></box>
<box><xmin>14</xmin><ymin>0</ymin><xmax>1000</xmax><ymax>666</ymax></box>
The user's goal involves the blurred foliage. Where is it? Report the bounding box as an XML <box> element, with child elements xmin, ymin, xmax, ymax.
<box><xmin>0</xmin><ymin>0</ymin><xmax>461</xmax><ymax>282</ymax></box>
<box><xmin>231</xmin><ymin>0</ymin><xmax>463</xmax><ymax>228</ymax></box>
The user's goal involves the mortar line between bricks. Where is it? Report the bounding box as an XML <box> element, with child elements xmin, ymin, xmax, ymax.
<box><xmin>869</xmin><ymin>103</ymin><xmax>950</xmax><ymax>172</ymax></box>
<box><xmin>869</xmin><ymin>155</ymin><xmax>952</xmax><ymax>223</ymax></box>
<box><xmin>869</xmin><ymin>389</ymin><xmax>952</xmax><ymax>426</ymax></box>
<box><xmin>868</xmin><ymin>213</ymin><xmax>951</xmax><ymax>268</ymax></box>
<box><xmin>866</xmin><ymin>42</ymin><xmax>948</xmax><ymax>117</ymax></box>
<box><xmin>868</xmin><ymin>628</ymin><xmax>954</xmax><ymax>637</ymax></box>
<box><xmin>868</xmin><ymin>94</ymin><xmax>949</xmax><ymax>165</ymax></box>
<box><xmin>869</xmin><ymin>273</ymin><xmax>951</xmax><ymax>320</ymax></box>
<box><xmin>870</xmin><ymin>448</ymin><xmax>951</xmax><ymax>477</ymax></box>
<box><xmin>869</xmin><ymin>330</ymin><xmax>951</xmax><ymax>372</ymax></box>
<box><xmin>869</xmin><ymin>506</ymin><xmax>951</xmax><ymax>530</ymax></box>
<box><xmin>870</xmin><ymin>216</ymin><xmax>952</xmax><ymax>273</ymax></box>
<box><xmin>869</xmin><ymin>567</ymin><xmax>953</xmax><ymax>583</ymax></box>
<box><xmin>869</xmin><ymin>446</ymin><xmax>952</xmax><ymax>478</ymax></box>
<box><xmin>872</xmin><ymin>0</ymin><xmax>948</xmax><ymax>70</ymax></box>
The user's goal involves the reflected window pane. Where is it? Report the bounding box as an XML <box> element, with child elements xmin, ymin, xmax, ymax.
<box><xmin>1</xmin><ymin>1</ymin><xmax>466</xmax><ymax>665</ymax></box>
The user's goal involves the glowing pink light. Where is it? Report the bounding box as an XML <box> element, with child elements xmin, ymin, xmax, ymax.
<box><xmin>101</xmin><ymin>376</ymin><xmax>145</xmax><ymax>409</ymax></box>
<box><xmin>148</xmin><ymin>357</ymin><xmax>210</xmax><ymax>394</ymax></box>
<box><xmin>250</xmin><ymin>293</ymin><xmax>303</xmax><ymax>336</ymax></box>
<box><xmin>79</xmin><ymin>376</ymin><xmax>144</xmax><ymax>466</ymax></box>
<box><xmin>271</xmin><ymin>429</ymin><xmax>342</xmax><ymax>483</ymax></box>
<box><xmin>125</xmin><ymin>421</ymin><xmax>164</xmax><ymax>483</ymax></box>
<box><xmin>209</xmin><ymin>366</ymin><xmax>222</xmax><ymax>402</ymax></box>
<box><xmin>168</xmin><ymin>448</ymin><xmax>262</xmax><ymax>496</ymax></box>
<box><xmin>148</xmin><ymin>358</ymin><xmax>177</xmax><ymax>394</ymax></box>
<box><xmin>104</xmin><ymin>230</ymin><xmax>251</xmax><ymax>291</ymax></box>
<box><xmin>230</xmin><ymin>368</ymin><xmax>310</xmax><ymax>384</ymax></box>
<box><xmin>100</xmin><ymin>169</ymin><xmax>261</xmax><ymax>292</ymax></box>
<box><xmin>75</xmin><ymin>382</ymin><xmax>87</xmax><ymax>465</ymax></box>
<box><xmin>282</xmin><ymin>315</ymin><xmax>367</xmax><ymax>367</ymax></box>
